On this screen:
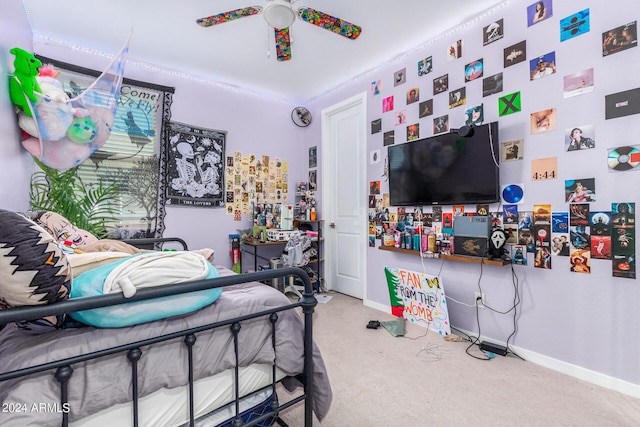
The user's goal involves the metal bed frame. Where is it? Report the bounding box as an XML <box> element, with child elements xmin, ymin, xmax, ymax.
<box><xmin>0</xmin><ymin>266</ymin><xmax>317</xmax><ymax>427</ymax></box>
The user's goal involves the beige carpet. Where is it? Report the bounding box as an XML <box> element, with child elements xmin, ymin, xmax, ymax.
<box><xmin>278</xmin><ymin>291</ymin><xmax>640</xmax><ymax>426</ymax></box>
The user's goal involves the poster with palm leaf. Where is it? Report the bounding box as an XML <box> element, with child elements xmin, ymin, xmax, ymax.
<box><xmin>384</xmin><ymin>266</ymin><xmax>451</xmax><ymax>335</ymax></box>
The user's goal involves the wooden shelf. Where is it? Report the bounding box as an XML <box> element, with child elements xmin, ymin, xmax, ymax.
<box><xmin>243</xmin><ymin>240</ymin><xmax>286</xmax><ymax>247</ymax></box>
<box><xmin>377</xmin><ymin>245</ymin><xmax>510</xmax><ymax>266</ymax></box>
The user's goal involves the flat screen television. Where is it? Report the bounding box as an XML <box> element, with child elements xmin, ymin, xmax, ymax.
<box><xmin>388</xmin><ymin>122</ymin><xmax>500</xmax><ymax>206</ymax></box>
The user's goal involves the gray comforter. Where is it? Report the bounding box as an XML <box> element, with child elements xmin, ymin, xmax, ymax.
<box><xmin>0</xmin><ymin>266</ymin><xmax>332</xmax><ymax>426</ymax></box>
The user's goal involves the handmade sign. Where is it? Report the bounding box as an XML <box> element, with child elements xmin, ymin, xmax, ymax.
<box><xmin>384</xmin><ymin>266</ymin><xmax>451</xmax><ymax>336</ymax></box>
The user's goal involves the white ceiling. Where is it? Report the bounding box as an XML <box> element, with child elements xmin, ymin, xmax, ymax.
<box><xmin>22</xmin><ymin>0</ymin><xmax>507</xmax><ymax>103</ymax></box>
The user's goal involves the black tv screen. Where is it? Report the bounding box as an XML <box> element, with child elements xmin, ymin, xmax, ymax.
<box><xmin>388</xmin><ymin>122</ymin><xmax>500</xmax><ymax>206</ymax></box>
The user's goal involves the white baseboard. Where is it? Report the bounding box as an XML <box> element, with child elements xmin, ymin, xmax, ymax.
<box><xmin>365</xmin><ymin>302</ymin><xmax>640</xmax><ymax>400</ymax></box>
<box><xmin>454</xmin><ymin>327</ymin><xmax>640</xmax><ymax>400</ymax></box>
<box><xmin>363</xmin><ymin>298</ymin><xmax>390</xmax><ymax>313</ymax></box>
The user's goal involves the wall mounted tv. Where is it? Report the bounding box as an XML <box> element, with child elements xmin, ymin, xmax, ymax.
<box><xmin>388</xmin><ymin>122</ymin><xmax>500</xmax><ymax>206</ymax></box>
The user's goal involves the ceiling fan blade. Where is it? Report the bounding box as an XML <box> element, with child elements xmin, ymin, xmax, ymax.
<box><xmin>297</xmin><ymin>7</ymin><xmax>362</xmax><ymax>40</ymax></box>
<box><xmin>274</xmin><ymin>27</ymin><xmax>292</xmax><ymax>61</ymax></box>
<box><xmin>196</xmin><ymin>6</ymin><xmax>263</xmax><ymax>27</ymax></box>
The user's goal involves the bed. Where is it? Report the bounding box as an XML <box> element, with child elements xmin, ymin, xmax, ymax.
<box><xmin>0</xmin><ymin>259</ymin><xmax>331</xmax><ymax>427</ymax></box>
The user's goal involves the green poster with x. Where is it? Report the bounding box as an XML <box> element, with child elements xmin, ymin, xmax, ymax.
<box><xmin>499</xmin><ymin>91</ymin><xmax>521</xmax><ymax>116</ymax></box>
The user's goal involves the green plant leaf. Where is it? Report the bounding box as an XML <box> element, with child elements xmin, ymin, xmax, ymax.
<box><xmin>29</xmin><ymin>159</ymin><xmax>121</xmax><ymax>239</ymax></box>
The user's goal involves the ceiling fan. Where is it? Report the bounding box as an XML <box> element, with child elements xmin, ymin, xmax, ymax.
<box><xmin>196</xmin><ymin>0</ymin><xmax>362</xmax><ymax>61</ymax></box>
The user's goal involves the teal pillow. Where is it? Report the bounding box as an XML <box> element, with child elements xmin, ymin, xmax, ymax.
<box><xmin>69</xmin><ymin>252</ymin><xmax>221</xmax><ymax>328</ymax></box>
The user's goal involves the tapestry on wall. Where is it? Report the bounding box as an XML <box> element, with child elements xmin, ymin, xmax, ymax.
<box><xmin>384</xmin><ymin>266</ymin><xmax>451</xmax><ymax>336</ymax></box>
<box><xmin>33</xmin><ymin>55</ymin><xmax>174</xmax><ymax>240</ymax></box>
<box><xmin>165</xmin><ymin>121</ymin><xmax>226</xmax><ymax>208</ymax></box>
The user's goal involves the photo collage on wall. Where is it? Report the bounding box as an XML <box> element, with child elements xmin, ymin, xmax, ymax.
<box><xmin>224</xmin><ymin>152</ymin><xmax>288</xmax><ymax>221</ymax></box>
<box><xmin>365</xmin><ymin>0</ymin><xmax>638</xmax><ymax>278</ymax></box>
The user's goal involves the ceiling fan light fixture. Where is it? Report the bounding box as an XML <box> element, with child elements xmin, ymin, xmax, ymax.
<box><xmin>263</xmin><ymin>0</ymin><xmax>296</xmax><ymax>29</ymax></box>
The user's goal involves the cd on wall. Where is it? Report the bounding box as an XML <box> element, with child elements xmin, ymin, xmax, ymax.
<box><xmin>608</xmin><ymin>146</ymin><xmax>640</xmax><ymax>171</ymax></box>
<box><xmin>501</xmin><ymin>183</ymin><xmax>524</xmax><ymax>204</ymax></box>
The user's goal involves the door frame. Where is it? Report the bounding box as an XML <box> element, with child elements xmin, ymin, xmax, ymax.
<box><xmin>321</xmin><ymin>91</ymin><xmax>368</xmax><ymax>300</ymax></box>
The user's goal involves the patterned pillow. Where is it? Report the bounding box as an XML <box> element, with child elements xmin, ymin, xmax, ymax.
<box><xmin>0</xmin><ymin>210</ymin><xmax>72</xmax><ymax>333</ymax></box>
<box><xmin>30</xmin><ymin>210</ymin><xmax>98</xmax><ymax>247</ymax></box>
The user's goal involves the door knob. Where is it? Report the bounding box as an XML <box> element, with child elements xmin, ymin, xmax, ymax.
<box><xmin>329</xmin><ymin>223</ymin><xmax>336</xmax><ymax>228</ymax></box>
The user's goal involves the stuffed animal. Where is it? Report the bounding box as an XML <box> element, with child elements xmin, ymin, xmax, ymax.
<box><xmin>17</xmin><ymin>77</ymin><xmax>76</xmax><ymax>141</ymax></box>
<box><xmin>66</xmin><ymin>116</ymin><xmax>97</xmax><ymax>144</ymax></box>
<box><xmin>9</xmin><ymin>47</ymin><xmax>42</xmax><ymax>117</ymax></box>
<box><xmin>20</xmin><ymin>106</ymin><xmax>115</xmax><ymax>171</ymax></box>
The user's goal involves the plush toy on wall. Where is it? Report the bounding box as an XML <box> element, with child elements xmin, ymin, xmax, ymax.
<box><xmin>17</xmin><ymin>67</ymin><xmax>78</xmax><ymax>142</ymax></box>
<box><xmin>9</xmin><ymin>47</ymin><xmax>42</xmax><ymax>117</ymax></box>
<box><xmin>10</xmin><ymin>35</ymin><xmax>130</xmax><ymax>171</ymax></box>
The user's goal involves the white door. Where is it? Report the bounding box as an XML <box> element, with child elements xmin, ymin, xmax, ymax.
<box><xmin>321</xmin><ymin>92</ymin><xmax>367</xmax><ymax>299</ymax></box>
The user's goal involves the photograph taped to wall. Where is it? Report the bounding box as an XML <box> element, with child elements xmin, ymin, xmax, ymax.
<box><xmin>566</xmin><ymin>125</ymin><xmax>595</xmax><ymax>151</ymax></box>
<box><xmin>309</xmin><ymin>146</ymin><xmax>317</xmax><ymax>168</ymax></box>
<box><xmin>433</xmin><ymin>115</ymin><xmax>449</xmax><ymax>134</ymax></box>
<box><xmin>371</xmin><ymin>118</ymin><xmax>382</xmax><ymax>134</ymax></box>
<box><xmin>383</xmin><ymin>130</ymin><xmax>395</xmax><ymax>146</ymax></box>
<box><xmin>394</xmin><ymin>68</ymin><xmax>406</xmax><ymax>86</ymax></box>
<box><xmin>531</xmin><ymin>157</ymin><xmax>557</xmax><ymax>181</ymax></box>
<box><xmin>407</xmin><ymin>123</ymin><xmax>419</xmax><ymax>141</ymax></box>
<box><xmin>570</xmin><ymin>249</ymin><xmax>591</xmax><ymax>273</ymax></box>
<box><xmin>607</xmin><ymin>145</ymin><xmax>640</xmax><ymax>172</ymax></box>
<box><xmin>570</xmin><ymin>203</ymin><xmax>589</xmax><ymax>227</ymax></box>
<box><xmin>504</xmin><ymin>40</ymin><xmax>526</xmax><ymax>67</ymax></box>
<box><xmin>309</xmin><ymin>170</ymin><xmax>317</xmax><ymax>191</ymax></box>
<box><xmin>418</xmin><ymin>56</ymin><xmax>432</xmax><ymax>76</ymax></box>
<box><xmin>605</xmin><ymin>87</ymin><xmax>640</xmax><ymax>119</ymax></box>
<box><xmin>483</xmin><ymin>19</ymin><xmax>504</xmax><ymax>45</ymax></box>
<box><xmin>501</xmin><ymin>139</ymin><xmax>523</xmax><ymax>161</ymax></box>
<box><xmin>534</xmin><ymin>224</ymin><xmax>552</xmax><ymax>269</ymax></box>
<box><xmin>563</xmin><ymin>68</ymin><xmax>594</xmax><ymax>98</ymax></box>
<box><xmin>530</xmin><ymin>108</ymin><xmax>557</xmax><ymax>133</ymax></box>
<box><xmin>419</xmin><ymin>99</ymin><xmax>433</xmax><ymax>118</ymax></box>
<box><xmin>552</xmin><ymin>211</ymin><xmax>569</xmax><ymax>233</ymax></box>
<box><xmin>483</xmin><ymin>72</ymin><xmax>503</xmax><ymax>97</ymax></box>
<box><xmin>569</xmin><ymin>224</ymin><xmax>591</xmax><ymax>252</ymax></box>
<box><xmin>561</xmin><ymin>8</ymin><xmax>590</xmax><ymax>41</ymax></box>
<box><xmin>530</xmin><ymin>51</ymin><xmax>556</xmax><ymax>80</ymax></box>
<box><xmin>465</xmin><ymin>59</ymin><xmax>484</xmax><ymax>82</ymax></box>
<box><xmin>590</xmin><ymin>211</ymin><xmax>611</xmax><ymax>236</ymax></box>
<box><xmin>527</xmin><ymin>0</ymin><xmax>553</xmax><ymax>27</ymax></box>
<box><xmin>447</xmin><ymin>39</ymin><xmax>463</xmax><ymax>61</ymax></box>
<box><xmin>433</xmin><ymin>74</ymin><xmax>449</xmax><ymax>94</ymax></box>
<box><xmin>448</xmin><ymin>87</ymin><xmax>466</xmax><ymax>109</ymax></box>
<box><xmin>602</xmin><ymin>21</ymin><xmax>637</xmax><ymax>56</ymax></box>
<box><xmin>565</xmin><ymin>178</ymin><xmax>595</xmax><ymax>203</ymax></box>
<box><xmin>501</xmin><ymin>183</ymin><xmax>524</xmax><ymax>204</ymax></box>
<box><xmin>406</xmin><ymin>87</ymin><xmax>419</xmax><ymax>105</ymax></box>
<box><xmin>166</xmin><ymin>121</ymin><xmax>225</xmax><ymax>208</ymax></box>
<box><xmin>382</xmin><ymin>95</ymin><xmax>394</xmax><ymax>112</ymax></box>
<box><xmin>499</xmin><ymin>91</ymin><xmax>521</xmax><ymax>116</ymax></box>
<box><xmin>370</xmin><ymin>149</ymin><xmax>381</xmax><ymax>165</ymax></box>
<box><xmin>590</xmin><ymin>211</ymin><xmax>612</xmax><ymax>260</ymax></box>
<box><xmin>371</xmin><ymin>80</ymin><xmax>381</xmax><ymax>95</ymax></box>
<box><xmin>465</xmin><ymin>104</ymin><xmax>484</xmax><ymax>126</ymax></box>
<box><xmin>503</xmin><ymin>205</ymin><xmax>518</xmax><ymax>225</ymax></box>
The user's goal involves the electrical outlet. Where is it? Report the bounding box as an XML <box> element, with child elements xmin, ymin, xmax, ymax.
<box><xmin>474</xmin><ymin>291</ymin><xmax>485</xmax><ymax>308</ymax></box>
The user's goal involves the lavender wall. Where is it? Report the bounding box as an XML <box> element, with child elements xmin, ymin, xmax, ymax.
<box><xmin>0</xmin><ymin>0</ymin><xmax>35</xmax><ymax>211</ymax></box>
<box><xmin>310</xmin><ymin>0</ymin><xmax>640</xmax><ymax>393</ymax></box>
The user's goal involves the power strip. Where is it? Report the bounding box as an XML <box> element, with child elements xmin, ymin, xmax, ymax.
<box><xmin>479</xmin><ymin>341</ymin><xmax>508</xmax><ymax>356</ymax></box>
